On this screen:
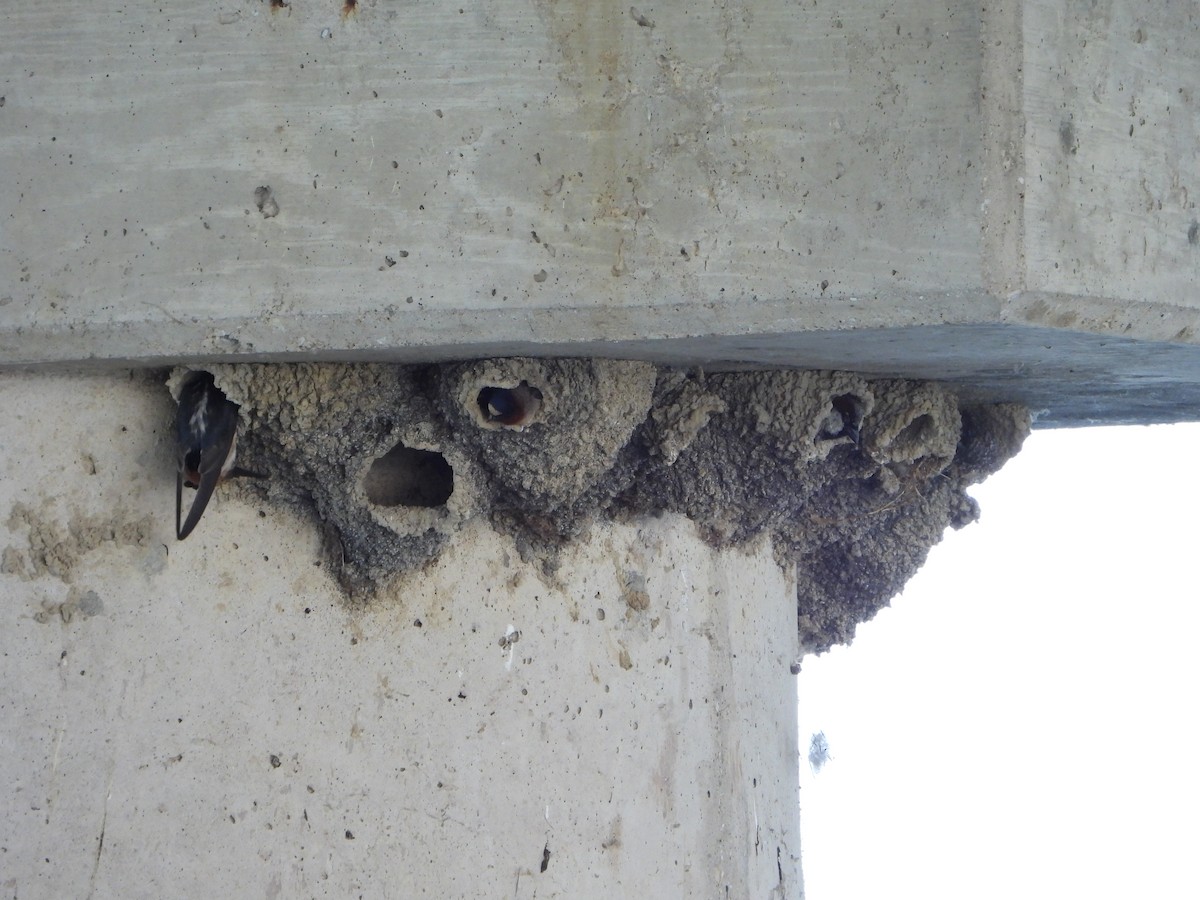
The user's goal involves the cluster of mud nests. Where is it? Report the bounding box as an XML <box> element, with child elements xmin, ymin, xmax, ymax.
<box><xmin>169</xmin><ymin>361</ymin><xmax>1028</xmax><ymax>653</ymax></box>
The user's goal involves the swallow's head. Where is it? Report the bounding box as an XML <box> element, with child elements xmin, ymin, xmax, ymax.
<box><xmin>819</xmin><ymin>393</ymin><xmax>865</xmax><ymax>445</ymax></box>
<box><xmin>477</xmin><ymin>383</ymin><xmax>543</xmax><ymax>429</ymax></box>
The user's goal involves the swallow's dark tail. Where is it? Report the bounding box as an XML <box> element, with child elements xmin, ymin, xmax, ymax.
<box><xmin>177</xmin><ymin>468</ymin><xmax>265</xmax><ymax>540</ymax></box>
<box><xmin>175</xmin><ymin>471</ymin><xmax>185</xmax><ymax>540</ymax></box>
<box><xmin>177</xmin><ymin>469</ymin><xmax>222</xmax><ymax>541</ymax></box>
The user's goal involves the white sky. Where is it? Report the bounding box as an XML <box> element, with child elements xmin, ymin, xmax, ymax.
<box><xmin>797</xmin><ymin>423</ymin><xmax>1200</xmax><ymax>900</ymax></box>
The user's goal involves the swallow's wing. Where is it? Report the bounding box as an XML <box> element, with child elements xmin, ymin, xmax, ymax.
<box><xmin>176</xmin><ymin>399</ymin><xmax>239</xmax><ymax>541</ymax></box>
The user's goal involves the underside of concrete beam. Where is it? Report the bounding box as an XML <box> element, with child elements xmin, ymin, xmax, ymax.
<box><xmin>2</xmin><ymin>0</ymin><xmax>1198</xmax><ymax>425</ymax></box>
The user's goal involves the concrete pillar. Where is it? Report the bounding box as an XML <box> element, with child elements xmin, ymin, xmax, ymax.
<box><xmin>0</xmin><ymin>363</ymin><xmax>1027</xmax><ymax>896</ymax></box>
<box><xmin>1</xmin><ymin>0</ymin><xmax>1195</xmax><ymax>895</ymax></box>
<box><xmin>1</xmin><ymin>373</ymin><xmax>801</xmax><ymax>896</ymax></box>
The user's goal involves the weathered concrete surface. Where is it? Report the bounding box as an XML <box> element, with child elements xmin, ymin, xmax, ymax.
<box><xmin>0</xmin><ymin>0</ymin><xmax>1192</xmax><ymax>893</ymax></box>
<box><xmin>1</xmin><ymin>1</ymin><xmax>1198</xmax><ymax>425</ymax></box>
<box><xmin>0</xmin><ymin>373</ymin><xmax>802</xmax><ymax>898</ymax></box>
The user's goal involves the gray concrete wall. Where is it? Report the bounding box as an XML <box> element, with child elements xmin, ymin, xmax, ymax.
<box><xmin>0</xmin><ymin>1</ymin><xmax>1195</xmax><ymax>897</ymax></box>
<box><xmin>2</xmin><ymin>1</ymin><xmax>1198</xmax><ymax>424</ymax></box>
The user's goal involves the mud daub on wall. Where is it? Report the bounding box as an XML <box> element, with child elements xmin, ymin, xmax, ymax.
<box><xmin>170</xmin><ymin>360</ymin><xmax>1029</xmax><ymax>653</ymax></box>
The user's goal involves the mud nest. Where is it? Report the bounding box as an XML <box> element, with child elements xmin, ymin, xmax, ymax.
<box><xmin>168</xmin><ymin>361</ymin><xmax>1029</xmax><ymax>653</ymax></box>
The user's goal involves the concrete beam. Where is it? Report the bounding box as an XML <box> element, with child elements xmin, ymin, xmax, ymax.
<box><xmin>2</xmin><ymin>1</ymin><xmax>1198</xmax><ymax>424</ymax></box>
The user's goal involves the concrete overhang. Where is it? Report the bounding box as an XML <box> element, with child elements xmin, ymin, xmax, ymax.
<box><xmin>2</xmin><ymin>0</ymin><xmax>1197</xmax><ymax>427</ymax></box>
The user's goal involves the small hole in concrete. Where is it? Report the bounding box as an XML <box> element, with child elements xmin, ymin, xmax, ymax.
<box><xmin>477</xmin><ymin>383</ymin><xmax>543</xmax><ymax>428</ymax></box>
<box><xmin>363</xmin><ymin>444</ymin><xmax>453</xmax><ymax>507</ymax></box>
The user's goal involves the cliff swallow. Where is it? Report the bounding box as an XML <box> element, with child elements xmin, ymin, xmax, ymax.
<box><xmin>477</xmin><ymin>384</ymin><xmax>543</xmax><ymax>429</ymax></box>
<box><xmin>818</xmin><ymin>393</ymin><xmax>865</xmax><ymax>445</ymax></box>
<box><xmin>807</xmin><ymin>730</ymin><xmax>831</xmax><ymax>774</ymax></box>
<box><xmin>175</xmin><ymin>372</ymin><xmax>258</xmax><ymax>540</ymax></box>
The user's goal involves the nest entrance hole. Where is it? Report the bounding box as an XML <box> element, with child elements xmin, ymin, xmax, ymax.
<box><xmin>363</xmin><ymin>444</ymin><xmax>453</xmax><ymax>508</ymax></box>
<box><xmin>476</xmin><ymin>383</ymin><xmax>543</xmax><ymax>428</ymax></box>
<box><xmin>892</xmin><ymin>414</ymin><xmax>935</xmax><ymax>456</ymax></box>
